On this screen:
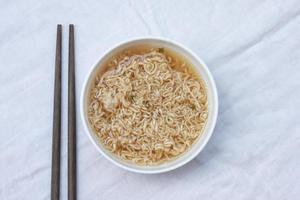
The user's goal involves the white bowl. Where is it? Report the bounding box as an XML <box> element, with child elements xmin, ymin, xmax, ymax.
<box><xmin>81</xmin><ymin>38</ymin><xmax>218</xmax><ymax>174</ymax></box>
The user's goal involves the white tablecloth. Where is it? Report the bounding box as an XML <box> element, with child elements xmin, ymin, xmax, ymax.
<box><xmin>1</xmin><ymin>0</ymin><xmax>300</xmax><ymax>199</ymax></box>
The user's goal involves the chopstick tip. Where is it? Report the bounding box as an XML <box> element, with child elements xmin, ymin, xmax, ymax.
<box><xmin>57</xmin><ymin>24</ymin><xmax>62</xmax><ymax>32</ymax></box>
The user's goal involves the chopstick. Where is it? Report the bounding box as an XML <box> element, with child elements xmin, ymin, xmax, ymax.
<box><xmin>51</xmin><ymin>24</ymin><xmax>62</xmax><ymax>200</ymax></box>
<box><xmin>68</xmin><ymin>24</ymin><xmax>77</xmax><ymax>200</ymax></box>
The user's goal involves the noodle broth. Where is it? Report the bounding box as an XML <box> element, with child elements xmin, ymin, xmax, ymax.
<box><xmin>87</xmin><ymin>45</ymin><xmax>208</xmax><ymax>165</ymax></box>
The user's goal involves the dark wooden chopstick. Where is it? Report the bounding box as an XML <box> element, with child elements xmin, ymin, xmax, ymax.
<box><xmin>51</xmin><ymin>24</ymin><xmax>62</xmax><ymax>200</ymax></box>
<box><xmin>68</xmin><ymin>24</ymin><xmax>77</xmax><ymax>200</ymax></box>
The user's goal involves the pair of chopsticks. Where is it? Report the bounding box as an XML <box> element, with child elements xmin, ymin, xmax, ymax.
<box><xmin>51</xmin><ymin>24</ymin><xmax>77</xmax><ymax>200</ymax></box>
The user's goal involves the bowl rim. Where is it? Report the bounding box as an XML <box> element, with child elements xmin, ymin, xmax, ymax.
<box><xmin>80</xmin><ymin>37</ymin><xmax>218</xmax><ymax>174</ymax></box>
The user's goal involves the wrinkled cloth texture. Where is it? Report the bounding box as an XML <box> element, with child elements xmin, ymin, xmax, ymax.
<box><xmin>0</xmin><ymin>0</ymin><xmax>300</xmax><ymax>199</ymax></box>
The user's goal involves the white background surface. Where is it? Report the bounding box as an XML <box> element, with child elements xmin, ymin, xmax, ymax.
<box><xmin>0</xmin><ymin>0</ymin><xmax>300</xmax><ymax>199</ymax></box>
